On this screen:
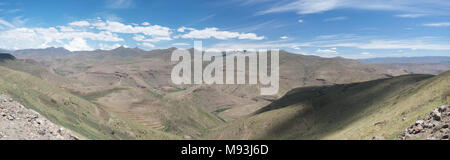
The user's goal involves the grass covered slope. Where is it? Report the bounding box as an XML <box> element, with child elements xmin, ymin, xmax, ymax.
<box><xmin>0</xmin><ymin>65</ymin><xmax>179</xmax><ymax>140</ymax></box>
<box><xmin>206</xmin><ymin>71</ymin><xmax>450</xmax><ymax>140</ymax></box>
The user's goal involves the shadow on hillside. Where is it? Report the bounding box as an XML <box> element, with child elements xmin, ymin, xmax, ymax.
<box><xmin>253</xmin><ymin>74</ymin><xmax>433</xmax><ymax>140</ymax></box>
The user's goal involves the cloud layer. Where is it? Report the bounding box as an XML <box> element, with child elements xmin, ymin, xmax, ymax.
<box><xmin>0</xmin><ymin>18</ymin><xmax>265</xmax><ymax>51</ymax></box>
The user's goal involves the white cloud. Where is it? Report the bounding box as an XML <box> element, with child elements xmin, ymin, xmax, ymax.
<box><xmin>360</xmin><ymin>52</ymin><xmax>371</xmax><ymax>55</ymax></box>
<box><xmin>138</xmin><ymin>42</ymin><xmax>155</xmax><ymax>48</ymax></box>
<box><xmin>395</xmin><ymin>14</ymin><xmax>427</xmax><ymax>18</ymax></box>
<box><xmin>142</xmin><ymin>22</ymin><xmax>150</xmax><ymax>26</ymax></box>
<box><xmin>177</xmin><ymin>26</ymin><xmax>194</xmax><ymax>33</ymax></box>
<box><xmin>0</xmin><ymin>28</ymin><xmax>50</xmax><ymax>50</ymax></box>
<box><xmin>298</xmin><ymin>19</ymin><xmax>304</xmax><ymax>23</ymax></box>
<box><xmin>69</xmin><ymin>21</ymin><xmax>90</xmax><ymax>27</ymax></box>
<box><xmin>423</xmin><ymin>22</ymin><xmax>450</xmax><ymax>27</ymax></box>
<box><xmin>94</xmin><ymin>20</ymin><xmax>172</xmax><ymax>38</ymax></box>
<box><xmin>316</xmin><ymin>48</ymin><xmax>338</xmax><ymax>54</ymax></box>
<box><xmin>292</xmin><ymin>45</ymin><xmax>301</xmax><ymax>50</ymax></box>
<box><xmin>181</xmin><ymin>27</ymin><xmax>264</xmax><ymax>40</ymax></box>
<box><xmin>64</xmin><ymin>38</ymin><xmax>93</xmax><ymax>51</ymax></box>
<box><xmin>239</xmin><ymin>33</ymin><xmax>265</xmax><ymax>40</ymax></box>
<box><xmin>99</xmin><ymin>43</ymin><xmax>122</xmax><ymax>50</ymax></box>
<box><xmin>58</xmin><ymin>26</ymin><xmax>75</xmax><ymax>32</ymax></box>
<box><xmin>324</xmin><ymin>16</ymin><xmax>347</xmax><ymax>22</ymax></box>
<box><xmin>280</xmin><ymin>36</ymin><xmax>289</xmax><ymax>39</ymax></box>
<box><xmin>0</xmin><ymin>27</ymin><xmax>123</xmax><ymax>50</ymax></box>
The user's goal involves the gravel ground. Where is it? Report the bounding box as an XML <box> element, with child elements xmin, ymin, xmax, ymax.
<box><xmin>0</xmin><ymin>94</ymin><xmax>78</xmax><ymax>140</ymax></box>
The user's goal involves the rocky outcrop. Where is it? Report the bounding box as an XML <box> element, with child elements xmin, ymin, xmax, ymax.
<box><xmin>399</xmin><ymin>105</ymin><xmax>450</xmax><ymax>140</ymax></box>
<box><xmin>0</xmin><ymin>94</ymin><xmax>78</xmax><ymax>140</ymax></box>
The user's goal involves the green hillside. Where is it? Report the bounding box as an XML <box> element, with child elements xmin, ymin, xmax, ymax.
<box><xmin>0</xmin><ymin>64</ymin><xmax>180</xmax><ymax>140</ymax></box>
<box><xmin>206</xmin><ymin>71</ymin><xmax>450</xmax><ymax>140</ymax></box>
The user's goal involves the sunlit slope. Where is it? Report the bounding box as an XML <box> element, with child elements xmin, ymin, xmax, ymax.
<box><xmin>206</xmin><ymin>71</ymin><xmax>450</xmax><ymax>140</ymax></box>
<box><xmin>0</xmin><ymin>65</ymin><xmax>179</xmax><ymax>140</ymax></box>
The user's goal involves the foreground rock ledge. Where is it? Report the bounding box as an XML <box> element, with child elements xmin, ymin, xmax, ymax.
<box><xmin>0</xmin><ymin>94</ymin><xmax>78</xmax><ymax>140</ymax></box>
<box><xmin>399</xmin><ymin>105</ymin><xmax>450</xmax><ymax>140</ymax></box>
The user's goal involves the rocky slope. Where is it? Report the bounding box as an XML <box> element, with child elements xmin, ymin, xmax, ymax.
<box><xmin>399</xmin><ymin>105</ymin><xmax>450</xmax><ymax>140</ymax></box>
<box><xmin>0</xmin><ymin>94</ymin><xmax>78</xmax><ymax>140</ymax></box>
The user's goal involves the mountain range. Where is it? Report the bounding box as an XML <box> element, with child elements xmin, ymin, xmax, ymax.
<box><xmin>360</xmin><ymin>57</ymin><xmax>450</xmax><ymax>75</ymax></box>
<box><xmin>0</xmin><ymin>47</ymin><xmax>448</xmax><ymax>140</ymax></box>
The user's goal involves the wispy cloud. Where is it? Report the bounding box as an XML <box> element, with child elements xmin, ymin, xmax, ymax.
<box><xmin>321</xmin><ymin>39</ymin><xmax>450</xmax><ymax>50</ymax></box>
<box><xmin>257</xmin><ymin>0</ymin><xmax>450</xmax><ymax>15</ymax></box>
<box><xmin>0</xmin><ymin>18</ymin><xmax>14</xmax><ymax>28</ymax></box>
<box><xmin>12</xmin><ymin>16</ymin><xmax>28</xmax><ymax>27</ymax></box>
<box><xmin>187</xmin><ymin>14</ymin><xmax>216</xmax><ymax>26</ymax></box>
<box><xmin>197</xmin><ymin>14</ymin><xmax>216</xmax><ymax>23</ymax></box>
<box><xmin>395</xmin><ymin>13</ymin><xmax>427</xmax><ymax>18</ymax></box>
<box><xmin>316</xmin><ymin>48</ymin><xmax>338</xmax><ymax>54</ymax></box>
<box><xmin>69</xmin><ymin>21</ymin><xmax>90</xmax><ymax>27</ymax></box>
<box><xmin>225</xmin><ymin>20</ymin><xmax>284</xmax><ymax>33</ymax></box>
<box><xmin>324</xmin><ymin>16</ymin><xmax>347</xmax><ymax>22</ymax></box>
<box><xmin>105</xmin><ymin>0</ymin><xmax>135</xmax><ymax>9</ymax></box>
<box><xmin>305</xmin><ymin>34</ymin><xmax>450</xmax><ymax>51</ymax></box>
<box><xmin>237</xmin><ymin>0</ymin><xmax>274</xmax><ymax>6</ymax></box>
<box><xmin>138</xmin><ymin>42</ymin><xmax>155</xmax><ymax>48</ymax></box>
<box><xmin>5</xmin><ymin>9</ymin><xmax>21</xmax><ymax>14</ymax></box>
<box><xmin>209</xmin><ymin>40</ymin><xmax>310</xmax><ymax>51</ymax></box>
<box><xmin>423</xmin><ymin>22</ymin><xmax>450</xmax><ymax>27</ymax></box>
<box><xmin>180</xmin><ymin>27</ymin><xmax>265</xmax><ymax>40</ymax></box>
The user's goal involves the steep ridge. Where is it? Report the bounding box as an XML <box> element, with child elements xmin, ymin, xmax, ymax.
<box><xmin>206</xmin><ymin>71</ymin><xmax>449</xmax><ymax>140</ymax></box>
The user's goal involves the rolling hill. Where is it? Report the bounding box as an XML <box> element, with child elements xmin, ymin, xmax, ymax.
<box><xmin>3</xmin><ymin>47</ymin><xmax>445</xmax><ymax>140</ymax></box>
<box><xmin>17</xmin><ymin>48</ymin><xmax>408</xmax><ymax>128</ymax></box>
<box><xmin>0</xmin><ymin>58</ymin><xmax>180</xmax><ymax>140</ymax></box>
<box><xmin>205</xmin><ymin>71</ymin><xmax>449</xmax><ymax>140</ymax></box>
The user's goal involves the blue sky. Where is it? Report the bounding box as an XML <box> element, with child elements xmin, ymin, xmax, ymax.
<box><xmin>0</xmin><ymin>0</ymin><xmax>450</xmax><ymax>59</ymax></box>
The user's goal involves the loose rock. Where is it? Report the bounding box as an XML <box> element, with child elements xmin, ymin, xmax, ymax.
<box><xmin>399</xmin><ymin>105</ymin><xmax>450</xmax><ymax>140</ymax></box>
<box><xmin>0</xmin><ymin>94</ymin><xmax>78</xmax><ymax>140</ymax></box>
